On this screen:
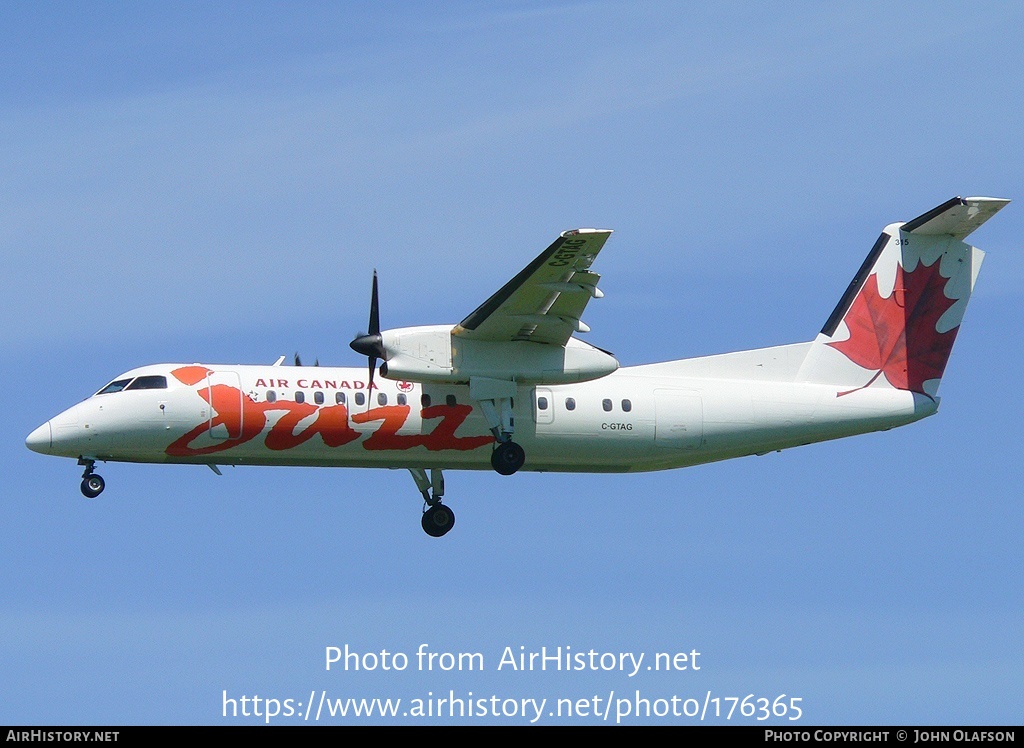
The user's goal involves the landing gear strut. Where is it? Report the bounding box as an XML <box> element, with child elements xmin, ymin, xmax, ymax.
<box><xmin>79</xmin><ymin>458</ymin><xmax>105</xmax><ymax>499</ymax></box>
<box><xmin>471</xmin><ymin>377</ymin><xmax>526</xmax><ymax>476</ymax></box>
<box><xmin>409</xmin><ymin>468</ymin><xmax>454</xmax><ymax>537</ymax></box>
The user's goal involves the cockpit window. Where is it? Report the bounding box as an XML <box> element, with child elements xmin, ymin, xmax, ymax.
<box><xmin>125</xmin><ymin>375</ymin><xmax>168</xmax><ymax>390</ymax></box>
<box><xmin>96</xmin><ymin>378</ymin><xmax>132</xmax><ymax>395</ymax></box>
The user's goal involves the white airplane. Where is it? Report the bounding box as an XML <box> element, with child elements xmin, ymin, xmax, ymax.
<box><xmin>26</xmin><ymin>196</ymin><xmax>1008</xmax><ymax>536</ymax></box>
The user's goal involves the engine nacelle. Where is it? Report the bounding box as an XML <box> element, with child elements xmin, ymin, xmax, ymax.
<box><xmin>377</xmin><ymin>325</ymin><xmax>618</xmax><ymax>384</ymax></box>
<box><xmin>378</xmin><ymin>326</ymin><xmax>454</xmax><ymax>381</ymax></box>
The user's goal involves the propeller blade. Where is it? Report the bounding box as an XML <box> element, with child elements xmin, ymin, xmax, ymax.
<box><xmin>368</xmin><ymin>270</ymin><xmax>380</xmax><ymax>337</ymax></box>
<box><xmin>350</xmin><ymin>270</ymin><xmax>387</xmax><ymax>391</ymax></box>
<box><xmin>294</xmin><ymin>352</ymin><xmax>302</xmax><ymax>367</ymax></box>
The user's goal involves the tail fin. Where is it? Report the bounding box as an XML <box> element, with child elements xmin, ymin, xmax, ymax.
<box><xmin>798</xmin><ymin>196</ymin><xmax>1008</xmax><ymax>398</ymax></box>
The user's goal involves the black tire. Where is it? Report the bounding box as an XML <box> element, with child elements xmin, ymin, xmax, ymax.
<box><xmin>81</xmin><ymin>474</ymin><xmax>105</xmax><ymax>499</ymax></box>
<box><xmin>421</xmin><ymin>504</ymin><xmax>455</xmax><ymax>537</ymax></box>
<box><xmin>490</xmin><ymin>441</ymin><xmax>525</xmax><ymax>476</ymax></box>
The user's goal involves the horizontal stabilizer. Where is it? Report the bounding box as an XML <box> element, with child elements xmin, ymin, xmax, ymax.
<box><xmin>902</xmin><ymin>196</ymin><xmax>1010</xmax><ymax>240</ymax></box>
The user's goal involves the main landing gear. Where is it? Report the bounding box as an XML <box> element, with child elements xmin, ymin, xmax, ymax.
<box><xmin>472</xmin><ymin>378</ymin><xmax>526</xmax><ymax>476</ymax></box>
<box><xmin>79</xmin><ymin>458</ymin><xmax>105</xmax><ymax>499</ymax></box>
<box><xmin>409</xmin><ymin>467</ymin><xmax>455</xmax><ymax>538</ymax></box>
<box><xmin>491</xmin><ymin>440</ymin><xmax>525</xmax><ymax>476</ymax></box>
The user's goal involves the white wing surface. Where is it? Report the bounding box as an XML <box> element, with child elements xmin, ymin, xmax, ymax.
<box><xmin>453</xmin><ymin>228</ymin><xmax>612</xmax><ymax>346</ymax></box>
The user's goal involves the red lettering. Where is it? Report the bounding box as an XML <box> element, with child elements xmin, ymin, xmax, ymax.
<box><xmin>308</xmin><ymin>404</ymin><xmax>362</xmax><ymax>448</ymax></box>
<box><xmin>421</xmin><ymin>404</ymin><xmax>492</xmax><ymax>451</ymax></box>
<box><xmin>263</xmin><ymin>401</ymin><xmax>318</xmax><ymax>450</ymax></box>
<box><xmin>166</xmin><ymin>384</ymin><xmax>268</xmax><ymax>457</ymax></box>
<box><xmin>353</xmin><ymin>406</ymin><xmax>425</xmax><ymax>450</ymax></box>
<box><xmin>264</xmin><ymin>402</ymin><xmax>360</xmax><ymax>450</ymax></box>
<box><xmin>165</xmin><ymin>378</ymin><xmax>492</xmax><ymax>457</ymax></box>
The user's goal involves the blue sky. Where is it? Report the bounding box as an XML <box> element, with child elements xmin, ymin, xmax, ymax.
<box><xmin>3</xmin><ymin>1</ymin><xmax>1022</xmax><ymax>724</ymax></box>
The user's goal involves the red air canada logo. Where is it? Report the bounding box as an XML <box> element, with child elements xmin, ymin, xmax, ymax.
<box><xmin>165</xmin><ymin>366</ymin><xmax>492</xmax><ymax>457</ymax></box>
<box><xmin>830</xmin><ymin>258</ymin><xmax>960</xmax><ymax>397</ymax></box>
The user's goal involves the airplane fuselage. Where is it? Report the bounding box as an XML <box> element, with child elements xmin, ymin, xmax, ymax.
<box><xmin>27</xmin><ymin>345</ymin><xmax>936</xmax><ymax>475</ymax></box>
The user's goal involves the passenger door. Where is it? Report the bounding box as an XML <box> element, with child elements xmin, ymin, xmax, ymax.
<box><xmin>206</xmin><ymin>371</ymin><xmax>244</xmax><ymax>440</ymax></box>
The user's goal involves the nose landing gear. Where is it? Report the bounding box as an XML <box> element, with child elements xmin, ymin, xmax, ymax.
<box><xmin>409</xmin><ymin>467</ymin><xmax>455</xmax><ymax>537</ymax></box>
<box><xmin>421</xmin><ymin>503</ymin><xmax>455</xmax><ymax>537</ymax></box>
<box><xmin>79</xmin><ymin>458</ymin><xmax>105</xmax><ymax>499</ymax></box>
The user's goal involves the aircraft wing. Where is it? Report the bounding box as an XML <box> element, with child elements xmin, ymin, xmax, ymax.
<box><xmin>453</xmin><ymin>228</ymin><xmax>612</xmax><ymax>346</ymax></box>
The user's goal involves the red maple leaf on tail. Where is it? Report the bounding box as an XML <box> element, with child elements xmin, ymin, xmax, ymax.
<box><xmin>828</xmin><ymin>259</ymin><xmax>960</xmax><ymax>397</ymax></box>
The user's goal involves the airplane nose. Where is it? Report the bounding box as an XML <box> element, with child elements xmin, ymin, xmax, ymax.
<box><xmin>26</xmin><ymin>422</ymin><xmax>52</xmax><ymax>454</ymax></box>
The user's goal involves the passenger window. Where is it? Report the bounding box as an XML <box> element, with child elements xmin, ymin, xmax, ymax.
<box><xmin>355</xmin><ymin>392</ymin><xmax>365</xmax><ymax>406</ymax></box>
<box><xmin>378</xmin><ymin>393</ymin><xmax>387</xmax><ymax>406</ymax></box>
<box><xmin>538</xmin><ymin>397</ymin><xmax>549</xmax><ymax>411</ymax></box>
<box><xmin>125</xmin><ymin>375</ymin><xmax>168</xmax><ymax>390</ymax></box>
<box><xmin>336</xmin><ymin>392</ymin><xmax>346</xmax><ymax>404</ymax></box>
<box><xmin>421</xmin><ymin>394</ymin><xmax>431</xmax><ymax>407</ymax></box>
<box><xmin>602</xmin><ymin>398</ymin><xmax>612</xmax><ymax>412</ymax></box>
<box><xmin>267</xmin><ymin>390</ymin><xmax>277</xmax><ymax>403</ymax></box>
<box><xmin>621</xmin><ymin>399</ymin><xmax>632</xmax><ymax>412</ymax></box>
<box><xmin>97</xmin><ymin>378</ymin><xmax>132</xmax><ymax>395</ymax></box>
<box><xmin>446</xmin><ymin>395</ymin><xmax>456</xmax><ymax>407</ymax></box>
<box><xmin>565</xmin><ymin>397</ymin><xmax>576</xmax><ymax>411</ymax></box>
<box><xmin>295</xmin><ymin>391</ymin><xmax>305</xmax><ymax>403</ymax></box>
<box><xmin>397</xmin><ymin>393</ymin><xmax>407</xmax><ymax>406</ymax></box>
<box><xmin>314</xmin><ymin>391</ymin><xmax>324</xmax><ymax>405</ymax></box>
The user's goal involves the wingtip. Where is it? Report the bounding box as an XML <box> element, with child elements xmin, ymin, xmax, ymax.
<box><xmin>561</xmin><ymin>228</ymin><xmax>613</xmax><ymax>238</ymax></box>
<box><xmin>963</xmin><ymin>196</ymin><xmax>1011</xmax><ymax>207</ymax></box>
